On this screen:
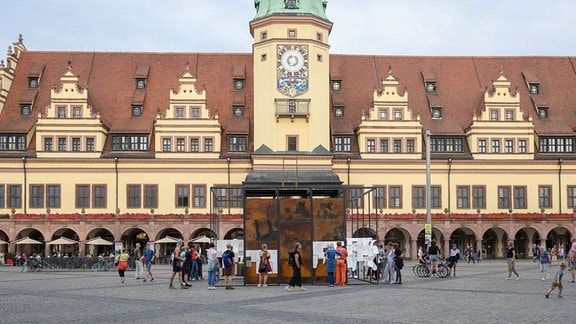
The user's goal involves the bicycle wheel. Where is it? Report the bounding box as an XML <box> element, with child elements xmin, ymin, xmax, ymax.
<box><xmin>437</xmin><ymin>264</ymin><xmax>450</xmax><ymax>278</ymax></box>
<box><xmin>416</xmin><ymin>264</ymin><xmax>430</xmax><ymax>277</ymax></box>
<box><xmin>91</xmin><ymin>263</ymin><xmax>101</xmax><ymax>271</ymax></box>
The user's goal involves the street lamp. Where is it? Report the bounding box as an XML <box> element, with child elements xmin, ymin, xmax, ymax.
<box><xmin>22</xmin><ymin>156</ymin><xmax>27</xmax><ymax>214</ymax></box>
<box><xmin>227</xmin><ymin>157</ymin><xmax>231</xmax><ymax>216</ymax></box>
<box><xmin>425</xmin><ymin>131</ymin><xmax>432</xmax><ymax>248</ymax></box>
<box><xmin>114</xmin><ymin>157</ymin><xmax>119</xmax><ymax>215</ymax></box>
<box><xmin>559</xmin><ymin>158</ymin><xmax>563</xmax><ymax>214</ymax></box>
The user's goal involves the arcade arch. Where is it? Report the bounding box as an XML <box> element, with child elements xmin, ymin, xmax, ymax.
<box><xmin>15</xmin><ymin>228</ymin><xmax>45</xmax><ymax>255</ymax></box>
<box><xmin>353</xmin><ymin>227</ymin><xmax>376</xmax><ymax>239</ymax></box>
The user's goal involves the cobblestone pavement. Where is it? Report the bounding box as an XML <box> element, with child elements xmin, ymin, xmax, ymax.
<box><xmin>0</xmin><ymin>259</ymin><xmax>571</xmax><ymax>323</ymax></box>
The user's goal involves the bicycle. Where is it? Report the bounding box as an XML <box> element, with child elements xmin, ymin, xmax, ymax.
<box><xmin>92</xmin><ymin>260</ymin><xmax>112</xmax><ymax>271</ymax></box>
<box><xmin>413</xmin><ymin>259</ymin><xmax>450</xmax><ymax>278</ymax></box>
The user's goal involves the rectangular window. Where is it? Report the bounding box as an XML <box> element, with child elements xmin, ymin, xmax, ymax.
<box><xmin>204</xmin><ymin>138</ymin><xmax>213</xmax><ymax>152</ymax></box>
<box><xmin>491</xmin><ymin>139</ymin><xmax>500</xmax><ymax>153</ymax></box>
<box><xmin>46</xmin><ymin>185</ymin><xmax>61</xmax><ymax>208</ymax></box>
<box><xmin>144</xmin><ymin>185</ymin><xmax>158</xmax><ymax>209</ymax></box>
<box><xmin>175</xmin><ymin>107</ymin><xmax>184</xmax><ymax>118</ymax></box>
<box><xmin>234</xmin><ymin>79</ymin><xmax>244</xmax><ymax>90</ymax></box>
<box><xmin>366</xmin><ymin>139</ymin><xmax>375</xmax><ymax>153</ymax></box>
<box><xmin>193</xmin><ymin>185</ymin><xmax>206</xmax><ymax>208</ymax></box>
<box><xmin>538</xmin><ymin>185</ymin><xmax>552</xmax><ymax>209</ymax></box>
<box><xmin>228</xmin><ymin>136</ymin><xmax>247</xmax><ymax>152</ymax></box>
<box><xmin>136</xmin><ymin>79</ymin><xmax>146</xmax><ymax>89</ymax></box>
<box><xmin>162</xmin><ymin>138</ymin><xmax>171</xmax><ymax>152</ymax></box>
<box><xmin>176</xmin><ymin>138</ymin><xmax>185</xmax><ymax>152</ymax></box>
<box><xmin>430</xmin><ymin>137</ymin><xmax>464</xmax><ymax>153</ymax></box>
<box><xmin>73</xmin><ymin>107</ymin><xmax>82</xmax><ymax>118</ymax></box>
<box><xmin>505</xmin><ymin>109</ymin><xmax>514</xmax><ymax>121</ymax></box>
<box><xmin>498</xmin><ymin>186</ymin><xmax>511</xmax><ymax>209</ymax></box>
<box><xmin>176</xmin><ymin>185</ymin><xmax>189</xmax><ymax>207</ymax></box>
<box><xmin>30</xmin><ymin>185</ymin><xmax>44</xmax><ymax>208</ymax></box>
<box><xmin>191</xmin><ymin>108</ymin><xmax>200</xmax><ymax>118</ymax></box>
<box><xmin>505</xmin><ymin>139</ymin><xmax>513</xmax><ymax>153</ymax></box>
<box><xmin>86</xmin><ymin>138</ymin><xmax>95</xmax><ymax>152</ymax></box>
<box><xmin>539</xmin><ymin>137</ymin><xmax>575</xmax><ymax>153</ymax></box>
<box><xmin>288</xmin><ymin>136</ymin><xmax>297</xmax><ymax>151</ymax></box>
<box><xmin>568</xmin><ymin>186</ymin><xmax>576</xmax><ymax>209</ymax></box>
<box><xmin>58</xmin><ymin>138</ymin><xmax>67</xmax><ymax>151</ymax></box>
<box><xmin>412</xmin><ymin>186</ymin><xmax>425</xmax><ymax>209</ymax></box>
<box><xmin>373</xmin><ymin>187</ymin><xmax>386</xmax><ymax>209</ymax></box>
<box><xmin>349</xmin><ymin>187</ymin><xmax>363</xmax><ymax>208</ymax></box>
<box><xmin>72</xmin><ymin>138</ymin><xmax>81</xmax><ymax>151</ymax></box>
<box><xmin>20</xmin><ymin>104</ymin><xmax>31</xmax><ymax>116</ymax></box>
<box><xmin>472</xmin><ymin>186</ymin><xmax>486</xmax><ymax>209</ymax></box>
<box><xmin>0</xmin><ymin>185</ymin><xmax>4</xmax><ymax>208</ymax></box>
<box><xmin>132</xmin><ymin>106</ymin><xmax>142</xmax><ymax>116</ymax></box>
<box><xmin>478</xmin><ymin>140</ymin><xmax>486</xmax><ymax>153</ymax></box>
<box><xmin>214</xmin><ymin>188</ymin><xmax>227</xmax><ymax>208</ymax></box>
<box><xmin>44</xmin><ymin>138</ymin><xmax>53</xmax><ymax>151</ymax></box>
<box><xmin>378</xmin><ymin>109</ymin><xmax>388</xmax><ymax>120</ymax></box>
<box><xmin>112</xmin><ymin>135</ymin><xmax>148</xmax><ymax>151</ymax></box>
<box><xmin>8</xmin><ymin>185</ymin><xmax>22</xmax><ymax>208</ymax></box>
<box><xmin>456</xmin><ymin>186</ymin><xmax>470</xmax><ymax>209</ymax></box>
<box><xmin>431</xmin><ymin>186</ymin><xmax>441</xmax><ymax>209</ymax></box>
<box><xmin>230</xmin><ymin>187</ymin><xmax>244</xmax><ymax>208</ymax></box>
<box><xmin>58</xmin><ymin>106</ymin><xmax>66</xmax><ymax>118</ymax></box>
<box><xmin>93</xmin><ymin>185</ymin><xmax>107</xmax><ymax>208</ymax></box>
<box><xmin>0</xmin><ymin>135</ymin><xmax>26</xmax><ymax>151</ymax></box>
<box><xmin>127</xmin><ymin>184</ymin><xmax>141</xmax><ymax>208</ymax></box>
<box><xmin>393</xmin><ymin>139</ymin><xmax>402</xmax><ymax>153</ymax></box>
<box><xmin>407</xmin><ymin>139</ymin><xmax>415</xmax><ymax>153</ymax></box>
<box><xmin>191</xmin><ymin>138</ymin><xmax>200</xmax><ymax>152</ymax></box>
<box><xmin>518</xmin><ymin>140</ymin><xmax>527</xmax><ymax>153</ymax></box>
<box><xmin>393</xmin><ymin>109</ymin><xmax>402</xmax><ymax>120</ymax></box>
<box><xmin>514</xmin><ymin>186</ymin><xmax>527</xmax><ymax>209</ymax></box>
<box><xmin>490</xmin><ymin>110</ymin><xmax>499</xmax><ymax>121</ymax></box>
<box><xmin>76</xmin><ymin>185</ymin><xmax>90</xmax><ymax>208</ymax></box>
<box><xmin>389</xmin><ymin>186</ymin><xmax>402</xmax><ymax>208</ymax></box>
<box><xmin>334</xmin><ymin>136</ymin><xmax>351</xmax><ymax>152</ymax></box>
<box><xmin>380</xmin><ymin>139</ymin><xmax>388</xmax><ymax>153</ymax></box>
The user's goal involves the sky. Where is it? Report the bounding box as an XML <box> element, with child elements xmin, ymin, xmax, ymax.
<box><xmin>1</xmin><ymin>0</ymin><xmax>575</xmax><ymax>57</ymax></box>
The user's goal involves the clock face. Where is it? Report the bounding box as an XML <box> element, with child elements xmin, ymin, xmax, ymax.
<box><xmin>277</xmin><ymin>44</ymin><xmax>309</xmax><ymax>97</ymax></box>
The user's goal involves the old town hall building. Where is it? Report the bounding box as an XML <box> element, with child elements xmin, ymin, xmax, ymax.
<box><xmin>1</xmin><ymin>0</ymin><xmax>576</xmax><ymax>260</ymax></box>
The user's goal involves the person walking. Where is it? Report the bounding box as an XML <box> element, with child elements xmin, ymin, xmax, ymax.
<box><xmin>323</xmin><ymin>243</ymin><xmax>342</xmax><ymax>287</ymax></box>
<box><xmin>133</xmin><ymin>242</ymin><xmax>144</xmax><ymax>280</ymax></box>
<box><xmin>546</xmin><ymin>262</ymin><xmax>567</xmax><ymax>298</ymax></box>
<box><xmin>449</xmin><ymin>244</ymin><xmax>461</xmax><ymax>277</ymax></box>
<box><xmin>206</xmin><ymin>242</ymin><xmax>219</xmax><ymax>290</ymax></box>
<box><xmin>505</xmin><ymin>240</ymin><xmax>520</xmax><ymax>280</ymax></box>
<box><xmin>143</xmin><ymin>246</ymin><xmax>155</xmax><ymax>282</ymax></box>
<box><xmin>466</xmin><ymin>245</ymin><xmax>475</xmax><ymax>264</ymax></box>
<box><xmin>335</xmin><ymin>241</ymin><xmax>348</xmax><ymax>287</ymax></box>
<box><xmin>258</xmin><ymin>243</ymin><xmax>272</xmax><ymax>287</ymax></box>
<box><xmin>558</xmin><ymin>245</ymin><xmax>565</xmax><ymax>263</ymax></box>
<box><xmin>539</xmin><ymin>246</ymin><xmax>551</xmax><ymax>280</ymax></box>
<box><xmin>169</xmin><ymin>240</ymin><xmax>185</xmax><ymax>289</ymax></box>
<box><xmin>381</xmin><ymin>242</ymin><xmax>396</xmax><ymax>284</ymax></box>
<box><xmin>550</xmin><ymin>245</ymin><xmax>558</xmax><ymax>265</ymax></box>
<box><xmin>181</xmin><ymin>244</ymin><xmax>192</xmax><ymax>288</ymax></box>
<box><xmin>568</xmin><ymin>237</ymin><xmax>576</xmax><ymax>283</ymax></box>
<box><xmin>222</xmin><ymin>244</ymin><xmax>235</xmax><ymax>290</ymax></box>
<box><xmin>115</xmin><ymin>248</ymin><xmax>129</xmax><ymax>284</ymax></box>
<box><xmin>477</xmin><ymin>247</ymin><xmax>482</xmax><ymax>263</ymax></box>
<box><xmin>286</xmin><ymin>242</ymin><xmax>305</xmax><ymax>291</ymax></box>
<box><xmin>393</xmin><ymin>242</ymin><xmax>404</xmax><ymax>284</ymax></box>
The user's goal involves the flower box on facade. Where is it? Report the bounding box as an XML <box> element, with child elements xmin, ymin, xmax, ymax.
<box><xmin>481</xmin><ymin>214</ymin><xmax>508</xmax><ymax>219</ymax></box>
<box><xmin>116</xmin><ymin>214</ymin><xmax>150</xmax><ymax>220</ymax></box>
<box><xmin>512</xmin><ymin>214</ymin><xmax>543</xmax><ymax>220</ymax></box>
<box><xmin>13</xmin><ymin>214</ymin><xmax>44</xmax><ymax>219</ymax></box>
<box><xmin>154</xmin><ymin>214</ymin><xmax>184</xmax><ymax>219</ymax></box>
<box><xmin>47</xmin><ymin>214</ymin><xmax>80</xmax><ymax>220</ymax></box>
<box><xmin>450</xmin><ymin>214</ymin><xmax>479</xmax><ymax>220</ymax></box>
<box><xmin>386</xmin><ymin>214</ymin><xmax>413</xmax><ymax>220</ymax></box>
<box><xmin>547</xmin><ymin>213</ymin><xmax>573</xmax><ymax>219</ymax></box>
<box><xmin>188</xmin><ymin>214</ymin><xmax>211</xmax><ymax>219</ymax></box>
<box><xmin>83</xmin><ymin>214</ymin><xmax>115</xmax><ymax>219</ymax></box>
<box><xmin>221</xmin><ymin>214</ymin><xmax>242</xmax><ymax>219</ymax></box>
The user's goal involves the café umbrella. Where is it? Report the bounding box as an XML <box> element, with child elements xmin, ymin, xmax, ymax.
<box><xmin>85</xmin><ymin>237</ymin><xmax>114</xmax><ymax>246</ymax></box>
<box><xmin>14</xmin><ymin>237</ymin><xmax>43</xmax><ymax>245</ymax></box>
<box><xmin>46</xmin><ymin>237</ymin><xmax>78</xmax><ymax>245</ymax></box>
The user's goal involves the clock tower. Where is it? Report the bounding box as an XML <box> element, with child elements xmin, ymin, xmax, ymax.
<box><xmin>250</xmin><ymin>0</ymin><xmax>333</xmax><ymax>153</ymax></box>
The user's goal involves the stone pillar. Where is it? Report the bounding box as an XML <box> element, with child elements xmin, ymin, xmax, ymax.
<box><xmin>411</xmin><ymin>239</ymin><xmax>417</xmax><ymax>260</ymax></box>
<box><xmin>443</xmin><ymin>239</ymin><xmax>450</xmax><ymax>258</ymax></box>
<box><xmin>476</xmin><ymin>239</ymin><xmax>482</xmax><ymax>261</ymax></box>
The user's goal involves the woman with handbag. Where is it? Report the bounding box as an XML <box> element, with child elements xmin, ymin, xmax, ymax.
<box><xmin>116</xmin><ymin>248</ymin><xmax>129</xmax><ymax>284</ymax></box>
<box><xmin>206</xmin><ymin>242</ymin><xmax>219</xmax><ymax>290</ymax></box>
<box><xmin>258</xmin><ymin>243</ymin><xmax>272</xmax><ymax>287</ymax></box>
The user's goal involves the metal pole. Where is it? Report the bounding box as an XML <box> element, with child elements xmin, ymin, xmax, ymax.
<box><xmin>22</xmin><ymin>156</ymin><xmax>27</xmax><ymax>214</ymax></box>
<box><xmin>425</xmin><ymin>131</ymin><xmax>432</xmax><ymax>248</ymax></box>
<box><xmin>114</xmin><ymin>157</ymin><xmax>118</xmax><ymax>214</ymax></box>
<box><xmin>227</xmin><ymin>157</ymin><xmax>231</xmax><ymax>216</ymax></box>
<box><xmin>447</xmin><ymin>158</ymin><xmax>452</xmax><ymax>214</ymax></box>
<box><xmin>559</xmin><ymin>158</ymin><xmax>563</xmax><ymax>214</ymax></box>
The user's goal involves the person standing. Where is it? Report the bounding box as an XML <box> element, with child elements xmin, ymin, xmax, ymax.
<box><xmin>550</xmin><ymin>245</ymin><xmax>558</xmax><ymax>265</ymax></box>
<box><xmin>335</xmin><ymin>241</ymin><xmax>348</xmax><ymax>287</ymax></box>
<box><xmin>449</xmin><ymin>244</ymin><xmax>461</xmax><ymax>277</ymax></box>
<box><xmin>181</xmin><ymin>244</ymin><xmax>192</xmax><ymax>288</ymax></box>
<box><xmin>558</xmin><ymin>245</ymin><xmax>565</xmax><ymax>263</ymax></box>
<box><xmin>477</xmin><ymin>247</ymin><xmax>482</xmax><ymax>263</ymax></box>
<box><xmin>323</xmin><ymin>243</ymin><xmax>342</xmax><ymax>287</ymax></box>
<box><xmin>222</xmin><ymin>244</ymin><xmax>235</xmax><ymax>290</ymax></box>
<box><xmin>206</xmin><ymin>242</ymin><xmax>219</xmax><ymax>290</ymax></box>
<box><xmin>286</xmin><ymin>242</ymin><xmax>305</xmax><ymax>291</ymax></box>
<box><xmin>427</xmin><ymin>240</ymin><xmax>441</xmax><ymax>276</ymax></box>
<box><xmin>568</xmin><ymin>237</ymin><xmax>576</xmax><ymax>283</ymax></box>
<box><xmin>258</xmin><ymin>243</ymin><xmax>272</xmax><ymax>287</ymax></box>
<box><xmin>539</xmin><ymin>246</ymin><xmax>551</xmax><ymax>280</ymax></box>
<box><xmin>116</xmin><ymin>248</ymin><xmax>129</xmax><ymax>284</ymax></box>
<box><xmin>190</xmin><ymin>244</ymin><xmax>199</xmax><ymax>281</ymax></box>
<box><xmin>143</xmin><ymin>246</ymin><xmax>155</xmax><ymax>282</ymax></box>
<box><xmin>133</xmin><ymin>242</ymin><xmax>144</xmax><ymax>280</ymax></box>
<box><xmin>466</xmin><ymin>245</ymin><xmax>475</xmax><ymax>264</ymax></box>
<box><xmin>505</xmin><ymin>240</ymin><xmax>520</xmax><ymax>280</ymax></box>
<box><xmin>381</xmin><ymin>242</ymin><xmax>396</xmax><ymax>284</ymax></box>
<box><xmin>393</xmin><ymin>242</ymin><xmax>404</xmax><ymax>284</ymax></box>
<box><xmin>169</xmin><ymin>240</ymin><xmax>185</xmax><ymax>289</ymax></box>
<box><xmin>546</xmin><ymin>262</ymin><xmax>567</xmax><ymax>298</ymax></box>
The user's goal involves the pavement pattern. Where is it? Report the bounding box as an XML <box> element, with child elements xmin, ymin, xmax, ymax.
<box><xmin>0</xmin><ymin>259</ymin><xmax>571</xmax><ymax>323</ymax></box>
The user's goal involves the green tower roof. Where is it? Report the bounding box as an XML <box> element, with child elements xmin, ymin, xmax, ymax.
<box><xmin>253</xmin><ymin>0</ymin><xmax>330</xmax><ymax>21</ymax></box>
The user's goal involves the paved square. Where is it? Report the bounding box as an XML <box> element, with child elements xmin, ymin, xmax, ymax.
<box><xmin>0</xmin><ymin>260</ymin><xmax>570</xmax><ymax>323</ymax></box>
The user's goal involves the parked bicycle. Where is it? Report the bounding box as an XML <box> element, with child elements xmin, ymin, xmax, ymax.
<box><xmin>91</xmin><ymin>260</ymin><xmax>113</xmax><ymax>271</ymax></box>
<box><xmin>413</xmin><ymin>258</ymin><xmax>452</xmax><ymax>278</ymax></box>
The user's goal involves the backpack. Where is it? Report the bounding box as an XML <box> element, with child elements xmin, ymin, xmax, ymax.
<box><xmin>222</xmin><ymin>251</ymin><xmax>232</xmax><ymax>267</ymax></box>
<box><xmin>288</xmin><ymin>251</ymin><xmax>295</xmax><ymax>266</ymax></box>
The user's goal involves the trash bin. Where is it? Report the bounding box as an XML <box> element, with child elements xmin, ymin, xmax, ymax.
<box><xmin>237</xmin><ymin>261</ymin><xmax>244</xmax><ymax>276</ymax></box>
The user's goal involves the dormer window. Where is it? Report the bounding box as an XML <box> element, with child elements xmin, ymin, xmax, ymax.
<box><xmin>529</xmin><ymin>83</ymin><xmax>539</xmax><ymax>95</ymax></box>
<box><xmin>28</xmin><ymin>77</ymin><xmax>39</xmax><ymax>88</ymax></box>
<box><xmin>431</xmin><ymin>107</ymin><xmax>442</xmax><ymax>119</ymax></box>
<box><xmin>288</xmin><ymin>29</ymin><xmax>297</xmax><ymax>38</ymax></box>
<box><xmin>234</xmin><ymin>79</ymin><xmax>244</xmax><ymax>91</ymax></box>
<box><xmin>538</xmin><ymin>107</ymin><xmax>548</xmax><ymax>119</ymax></box>
<box><xmin>426</xmin><ymin>82</ymin><xmax>436</xmax><ymax>94</ymax></box>
<box><xmin>233</xmin><ymin>106</ymin><xmax>244</xmax><ymax>117</ymax></box>
<box><xmin>20</xmin><ymin>104</ymin><xmax>31</xmax><ymax>116</ymax></box>
<box><xmin>132</xmin><ymin>105</ymin><xmax>142</xmax><ymax>116</ymax></box>
<box><xmin>334</xmin><ymin>107</ymin><xmax>344</xmax><ymax>117</ymax></box>
<box><xmin>285</xmin><ymin>0</ymin><xmax>299</xmax><ymax>9</ymax></box>
<box><xmin>331</xmin><ymin>81</ymin><xmax>341</xmax><ymax>91</ymax></box>
<box><xmin>73</xmin><ymin>106</ymin><xmax>82</xmax><ymax>118</ymax></box>
<box><xmin>58</xmin><ymin>107</ymin><xmax>66</xmax><ymax>118</ymax></box>
<box><xmin>136</xmin><ymin>78</ymin><xmax>146</xmax><ymax>89</ymax></box>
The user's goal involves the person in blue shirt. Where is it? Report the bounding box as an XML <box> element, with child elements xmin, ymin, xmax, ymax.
<box><xmin>143</xmin><ymin>246</ymin><xmax>155</xmax><ymax>282</ymax></box>
<box><xmin>546</xmin><ymin>262</ymin><xmax>566</xmax><ymax>298</ymax></box>
<box><xmin>323</xmin><ymin>243</ymin><xmax>342</xmax><ymax>287</ymax></box>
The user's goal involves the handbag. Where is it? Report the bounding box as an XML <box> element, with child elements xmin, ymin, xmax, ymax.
<box><xmin>258</xmin><ymin>261</ymin><xmax>267</xmax><ymax>272</ymax></box>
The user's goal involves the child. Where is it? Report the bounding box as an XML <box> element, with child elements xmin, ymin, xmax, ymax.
<box><xmin>546</xmin><ymin>263</ymin><xmax>567</xmax><ymax>298</ymax></box>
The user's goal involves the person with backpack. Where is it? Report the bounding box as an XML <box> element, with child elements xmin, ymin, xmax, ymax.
<box><xmin>221</xmin><ymin>244</ymin><xmax>235</xmax><ymax>290</ymax></box>
<box><xmin>286</xmin><ymin>242</ymin><xmax>305</xmax><ymax>291</ymax></box>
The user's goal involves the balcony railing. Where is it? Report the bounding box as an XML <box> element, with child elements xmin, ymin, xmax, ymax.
<box><xmin>275</xmin><ymin>98</ymin><xmax>310</xmax><ymax>122</ymax></box>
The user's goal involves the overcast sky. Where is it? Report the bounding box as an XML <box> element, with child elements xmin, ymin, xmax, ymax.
<box><xmin>2</xmin><ymin>0</ymin><xmax>574</xmax><ymax>57</ymax></box>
